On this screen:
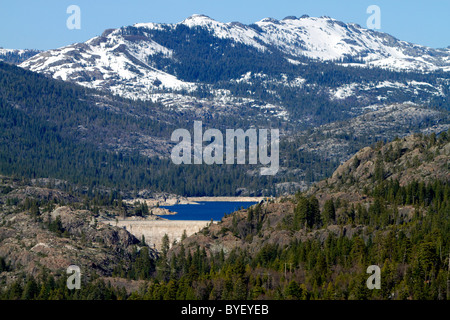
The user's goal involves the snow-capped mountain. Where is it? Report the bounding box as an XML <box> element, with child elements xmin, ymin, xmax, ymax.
<box><xmin>18</xmin><ymin>14</ymin><xmax>450</xmax><ymax>115</ymax></box>
<box><xmin>19</xmin><ymin>30</ymin><xmax>196</xmax><ymax>101</ymax></box>
<box><xmin>171</xmin><ymin>14</ymin><xmax>450</xmax><ymax>72</ymax></box>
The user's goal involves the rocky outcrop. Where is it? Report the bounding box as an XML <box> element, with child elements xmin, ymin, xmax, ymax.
<box><xmin>309</xmin><ymin>132</ymin><xmax>450</xmax><ymax>199</ymax></box>
<box><xmin>0</xmin><ymin>202</ymin><xmax>156</xmax><ymax>285</ymax></box>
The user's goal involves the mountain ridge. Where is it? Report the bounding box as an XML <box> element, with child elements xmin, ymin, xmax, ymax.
<box><xmin>16</xmin><ymin>14</ymin><xmax>450</xmax><ymax>131</ymax></box>
<box><xmin>19</xmin><ymin>14</ymin><xmax>450</xmax><ymax>96</ymax></box>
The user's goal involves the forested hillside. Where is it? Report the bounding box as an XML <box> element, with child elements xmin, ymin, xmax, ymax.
<box><xmin>0</xmin><ymin>61</ymin><xmax>279</xmax><ymax>196</ymax></box>
<box><xmin>124</xmin><ymin>131</ymin><xmax>449</xmax><ymax>300</ymax></box>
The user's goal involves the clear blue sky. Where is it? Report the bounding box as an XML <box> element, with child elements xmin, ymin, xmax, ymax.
<box><xmin>1</xmin><ymin>0</ymin><xmax>449</xmax><ymax>50</ymax></box>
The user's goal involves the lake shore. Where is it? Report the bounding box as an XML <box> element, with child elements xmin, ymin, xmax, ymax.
<box><xmin>106</xmin><ymin>199</ymin><xmax>263</xmax><ymax>248</ymax></box>
<box><xmin>186</xmin><ymin>196</ymin><xmax>265</xmax><ymax>203</ymax></box>
<box><xmin>125</xmin><ymin>196</ymin><xmax>265</xmax><ymax>208</ymax></box>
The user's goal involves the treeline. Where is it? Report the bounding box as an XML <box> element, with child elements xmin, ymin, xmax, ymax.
<box><xmin>0</xmin><ymin>50</ymin><xmax>40</xmax><ymax>64</ymax></box>
<box><xmin>286</xmin><ymin>179</ymin><xmax>449</xmax><ymax>230</ymax></box>
<box><xmin>0</xmin><ymin>271</ymin><xmax>127</xmax><ymax>300</ymax></box>
<box><xmin>372</xmin><ymin>179</ymin><xmax>449</xmax><ymax>208</ymax></box>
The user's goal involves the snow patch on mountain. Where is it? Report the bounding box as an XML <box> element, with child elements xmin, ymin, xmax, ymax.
<box><xmin>180</xmin><ymin>14</ymin><xmax>266</xmax><ymax>51</ymax></box>
<box><xmin>329</xmin><ymin>78</ymin><xmax>445</xmax><ymax>101</ymax></box>
<box><xmin>20</xmin><ymin>29</ymin><xmax>195</xmax><ymax>100</ymax></box>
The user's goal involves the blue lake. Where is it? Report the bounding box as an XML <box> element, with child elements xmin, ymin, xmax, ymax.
<box><xmin>159</xmin><ymin>201</ymin><xmax>258</xmax><ymax>221</ymax></box>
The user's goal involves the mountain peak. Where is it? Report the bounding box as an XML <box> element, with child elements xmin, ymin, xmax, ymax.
<box><xmin>282</xmin><ymin>16</ymin><xmax>298</xmax><ymax>21</ymax></box>
<box><xmin>259</xmin><ymin>17</ymin><xmax>280</xmax><ymax>24</ymax></box>
<box><xmin>186</xmin><ymin>14</ymin><xmax>212</xmax><ymax>19</ymax></box>
<box><xmin>181</xmin><ymin>14</ymin><xmax>217</xmax><ymax>26</ymax></box>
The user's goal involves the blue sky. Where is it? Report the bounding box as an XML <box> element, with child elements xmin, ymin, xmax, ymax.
<box><xmin>1</xmin><ymin>0</ymin><xmax>449</xmax><ymax>50</ymax></box>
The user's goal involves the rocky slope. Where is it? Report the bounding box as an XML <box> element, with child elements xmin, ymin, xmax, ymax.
<box><xmin>0</xmin><ymin>177</ymin><xmax>157</xmax><ymax>286</ymax></box>
<box><xmin>288</xmin><ymin>103</ymin><xmax>450</xmax><ymax>163</ymax></box>
<box><xmin>309</xmin><ymin>131</ymin><xmax>450</xmax><ymax>199</ymax></box>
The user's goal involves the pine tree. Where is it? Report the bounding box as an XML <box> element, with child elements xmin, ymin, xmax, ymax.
<box><xmin>322</xmin><ymin>199</ymin><xmax>336</xmax><ymax>225</ymax></box>
<box><xmin>294</xmin><ymin>197</ymin><xmax>309</xmax><ymax>229</ymax></box>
